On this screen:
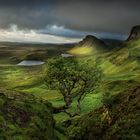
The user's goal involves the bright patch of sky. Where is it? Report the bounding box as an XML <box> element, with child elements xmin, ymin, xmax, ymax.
<box><xmin>0</xmin><ymin>24</ymin><xmax>81</xmax><ymax>43</ymax></box>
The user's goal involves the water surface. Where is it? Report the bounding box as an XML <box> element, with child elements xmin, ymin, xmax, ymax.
<box><xmin>17</xmin><ymin>60</ymin><xmax>44</xmax><ymax>66</ymax></box>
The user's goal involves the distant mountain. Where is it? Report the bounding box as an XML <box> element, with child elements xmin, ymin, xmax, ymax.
<box><xmin>68</xmin><ymin>35</ymin><xmax>108</xmax><ymax>56</ymax></box>
<box><xmin>107</xmin><ymin>25</ymin><xmax>140</xmax><ymax>65</ymax></box>
<box><xmin>77</xmin><ymin>35</ymin><xmax>106</xmax><ymax>48</ymax></box>
<box><xmin>127</xmin><ymin>25</ymin><xmax>140</xmax><ymax>41</ymax></box>
<box><xmin>102</xmin><ymin>38</ymin><xmax>123</xmax><ymax>47</ymax></box>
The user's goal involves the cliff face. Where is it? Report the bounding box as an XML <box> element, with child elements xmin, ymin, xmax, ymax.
<box><xmin>127</xmin><ymin>25</ymin><xmax>140</xmax><ymax>41</ymax></box>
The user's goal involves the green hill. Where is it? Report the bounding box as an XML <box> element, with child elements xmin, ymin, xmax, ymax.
<box><xmin>65</xmin><ymin>26</ymin><xmax>140</xmax><ymax>139</ymax></box>
<box><xmin>68</xmin><ymin>35</ymin><xmax>107</xmax><ymax>56</ymax></box>
<box><xmin>0</xmin><ymin>26</ymin><xmax>140</xmax><ymax>140</ymax></box>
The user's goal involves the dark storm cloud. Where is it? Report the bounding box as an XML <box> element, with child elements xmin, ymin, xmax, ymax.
<box><xmin>0</xmin><ymin>0</ymin><xmax>53</xmax><ymax>6</ymax></box>
<box><xmin>0</xmin><ymin>0</ymin><xmax>140</xmax><ymax>37</ymax></box>
<box><xmin>0</xmin><ymin>0</ymin><xmax>55</xmax><ymax>29</ymax></box>
<box><xmin>54</xmin><ymin>0</ymin><xmax>140</xmax><ymax>34</ymax></box>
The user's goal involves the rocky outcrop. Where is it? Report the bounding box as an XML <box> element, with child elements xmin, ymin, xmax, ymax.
<box><xmin>77</xmin><ymin>35</ymin><xmax>106</xmax><ymax>49</ymax></box>
<box><xmin>127</xmin><ymin>25</ymin><xmax>140</xmax><ymax>41</ymax></box>
<box><xmin>0</xmin><ymin>89</ymin><xmax>58</xmax><ymax>140</ymax></box>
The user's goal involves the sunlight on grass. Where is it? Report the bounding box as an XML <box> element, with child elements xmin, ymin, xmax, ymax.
<box><xmin>68</xmin><ymin>46</ymin><xmax>93</xmax><ymax>56</ymax></box>
<box><xmin>0</xmin><ymin>39</ymin><xmax>140</xmax><ymax>124</ymax></box>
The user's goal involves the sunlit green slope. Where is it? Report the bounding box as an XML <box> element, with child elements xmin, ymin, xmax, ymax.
<box><xmin>66</xmin><ymin>26</ymin><xmax>140</xmax><ymax>140</ymax></box>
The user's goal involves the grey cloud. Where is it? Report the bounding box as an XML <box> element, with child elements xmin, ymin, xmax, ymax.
<box><xmin>0</xmin><ymin>0</ymin><xmax>53</xmax><ymax>6</ymax></box>
<box><xmin>54</xmin><ymin>0</ymin><xmax>140</xmax><ymax>34</ymax></box>
<box><xmin>0</xmin><ymin>0</ymin><xmax>140</xmax><ymax>37</ymax></box>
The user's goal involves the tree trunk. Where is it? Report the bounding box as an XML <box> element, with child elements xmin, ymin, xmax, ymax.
<box><xmin>53</xmin><ymin>105</ymin><xmax>68</xmax><ymax>113</ymax></box>
<box><xmin>76</xmin><ymin>100</ymin><xmax>81</xmax><ymax>115</ymax></box>
<box><xmin>64</xmin><ymin>95</ymin><xmax>72</xmax><ymax>108</ymax></box>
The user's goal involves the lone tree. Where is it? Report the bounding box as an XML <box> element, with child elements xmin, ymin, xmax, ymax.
<box><xmin>44</xmin><ymin>57</ymin><xmax>101</xmax><ymax>117</ymax></box>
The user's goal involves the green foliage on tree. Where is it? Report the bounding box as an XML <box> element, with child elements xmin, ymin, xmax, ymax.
<box><xmin>44</xmin><ymin>57</ymin><xmax>102</xmax><ymax>117</ymax></box>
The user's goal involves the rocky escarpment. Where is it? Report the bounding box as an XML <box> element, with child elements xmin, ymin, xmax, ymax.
<box><xmin>127</xmin><ymin>25</ymin><xmax>140</xmax><ymax>41</ymax></box>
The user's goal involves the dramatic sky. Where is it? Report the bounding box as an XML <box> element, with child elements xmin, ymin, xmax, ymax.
<box><xmin>0</xmin><ymin>0</ymin><xmax>140</xmax><ymax>43</ymax></box>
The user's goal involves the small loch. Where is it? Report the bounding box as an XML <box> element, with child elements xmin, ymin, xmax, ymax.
<box><xmin>17</xmin><ymin>60</ymin><xmax>45</xmax><ymax>66</ymax></box>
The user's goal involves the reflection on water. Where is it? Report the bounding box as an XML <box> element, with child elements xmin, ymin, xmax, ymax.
<box><xmin>17</xmin><ymin>60</ymin><xmax>44</xmax><ymax>66</ymax></box>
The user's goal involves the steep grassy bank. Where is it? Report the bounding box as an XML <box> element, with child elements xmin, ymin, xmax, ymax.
<box><xmin>67</xmin><ymin>84</ymin><xmax>140</xmax><ymax>140</ymax></box>
<box><xmin>63</xmin><ymin>30</ymin><xmax>140</xmax><ymax>139</ymax></box>
<box><xmin>0</xmin><ymin>89</ymin><xmax>58</xmax><ymax>140</ymax></box>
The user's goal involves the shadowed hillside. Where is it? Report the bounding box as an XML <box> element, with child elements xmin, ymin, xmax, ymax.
<box><xmin>127</xmin><ymin>25</ymin><xmax>140</xmax><ymax>41</ymax></box>
<box><xmin>67</xmin><ymin>85</ymin><xmax>140</xmax><ymax>140</ymax></box>
<box><xmin>0</xmin><ymin>89</ymin><xmax>59</xmax><ymax>140</ymax></box>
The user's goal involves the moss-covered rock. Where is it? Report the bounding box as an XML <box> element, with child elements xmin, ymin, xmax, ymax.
<box><xmin>0</xmin><ymin>89</ymin><xmax>58</xmax><ymax>140</ymax></box>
